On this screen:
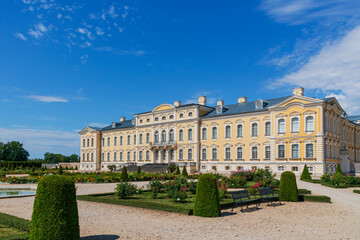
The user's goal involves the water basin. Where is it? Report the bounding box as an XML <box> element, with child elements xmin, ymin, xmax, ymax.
<box><xmin>0</xmin><ymin>188</ymin><xmax>36</xmax><ymax>198</ymax></box>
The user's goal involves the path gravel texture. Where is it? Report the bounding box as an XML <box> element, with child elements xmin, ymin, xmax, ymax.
<box><xmin>1</xmin><ymin>180</ymin><xmax>360</xmax><ymax>240</ymax></box>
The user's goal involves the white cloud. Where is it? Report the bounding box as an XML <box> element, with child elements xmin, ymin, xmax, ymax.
<box><xmin>2</xmin><ymin>99</ymin><xmax>10</xmax><ymax>102</ymax></box>
<box><xmin>273</xmin><ymin>25</ymin><xmax>360</xmax><ymax>114</ymax></box>
<box><xmin>0</xmin><ymin>127</ymin><xmax>80</xmax><ymax>158</ymax></box>
<box><xmin>28</xmin><ymin>29</ymin><xmax>43</xmax><ymax>39</ymax></box>
<box><xmin>95</xmin><ymin>27</ymin><xmax>104</xmax><ymax>35</ymax></box>
<box><xmin>15</xmin><ymin>32</ymin><xmax>28</xmax><ymax>41</ymax></box>
<box><xmin>108</xmin><ymin>5</ymin><xmax>118</xmax><ymax>19</ymax></box>
<box><xmin>80</xmin><ymin>54</ymin><xmax>88</xmax><ymax>64</ymax></box>
<box><xmin>28</xmin><ymin>22</ymin><xmax>51</xmax><ymax>39</ymax></box>
<box><xmin>27</xmin><ymin>95</ymin><xmax>69</xmax><ymax>103</ymax></box>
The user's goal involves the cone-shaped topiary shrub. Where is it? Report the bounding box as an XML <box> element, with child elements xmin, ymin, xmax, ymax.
<box><xmin>30</xmin><ymin>175</ymin><xmax>79</xmax><ymax>240</ymax></box>
<box><xmin>174</xmin><ymin>165</ymin><xmax>180</xmax><ymax>175</ymax></box>
<box><xmin>58</xmin><ymin>165</ymin><xmax>63</xmax><ymax>175</ymax></box>
<box><xmin>279</xmin><ymin>171</ymin><xmax>298</xmax><ymax>202</ymax></box>
<box><xmin>75</xmin><ymin>165</ymin><xmax>78</xmax><ymax>170</ymax></box>
<box><xmin>336</xmin><ymin>164</ymin><xmax>343</xmax><ymax>175</ymax></box>
<box><xmin>300</xmin><ymin>164</ymin><xmax>312</xmax><ymax>181</ymax></box>
<box><xmin>137</xmin><ymin>166</ymin><xmax>141</xmax><ymax>174</ymax></box>
<box><xmin>194</xmin><ymin>174</ymin><xmax>221</xmax><ymax>217</ymax></box>
<box><xmin>120</xmin><ymin>166</ymin><xmax>128</xmax><ymax>181</ymax></box>
<box><xmin>182</xmin><ymin>166</ymin><xmax>188</xmax><ymax>177</ymax></box>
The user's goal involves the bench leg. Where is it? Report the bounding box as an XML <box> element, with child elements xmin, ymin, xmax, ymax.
<box><xmin>240</xmin><ymin>203</ymin><xmax>244</xmax><ymax>213</ymax></box>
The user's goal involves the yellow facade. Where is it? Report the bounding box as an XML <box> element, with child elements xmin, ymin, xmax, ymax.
<box><xmin>79</xmin><ymin>88</ymin><xmax>360</xmax><ymax>176</ymax></box>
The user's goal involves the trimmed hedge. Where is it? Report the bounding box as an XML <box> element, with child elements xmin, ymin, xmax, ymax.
<box><xmin>300</xmin><ymin>164</ymin><xmax>312</xmax><ymax>181</ymax></box>
<box><xmin>120</xmin><ymin>166</ymin><xmax>128</xmax><ymax>182</ymax></box>
<box><xmin>298</xmin><ymin>189</ymin><xmax>312</xmax><ymax>195</ymax></box>
<box><xmin>353</xmin><ymin>190</ymin><xmax>360</xmax><ymax>194</ymax></box>
<box><xmin>303</xmin><ymin>195</ymin><xmax>331</xmax><ymax>203</ymax></box>
<box><xmin>30</xmin><ymin>175</ymin><xmax>80</xmax><ymax>240</ymax></box>
<box><xmin>194</xmin><ymin>174</ymin><xmax>221</xmax><ymax>217</ymax></box>
<box><xmin>182</xmin><ymin>166</ymin><xmax>188</xmax><ymax>177</ymax></box>
<box><xmin>279</xmin><ymin>171</ymin><xmax>298</xmax><ymax>202</ymax></box>
<box><xmin>0</xmin><ymin>161</ymin><xmax>42</xmax><ymax>169</ymax></box>
<box><xmin>0</xmin><ymin>212</ymin><xmax>30</xmax><ymax>232</ymax></box>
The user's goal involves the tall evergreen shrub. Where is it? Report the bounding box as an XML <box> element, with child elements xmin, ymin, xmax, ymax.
<box><xmin>120</xmin><ymin>166</ymin><xmax>128</xmax><ymax>181</ymax></box>
<box><xmin>30</xmin><ymin>175</ymin><xmax>79</xmax><ymax>240</ymax></box>
<box><xmin>58</xmin><ymin>165</ymin><xmax>63</xmax><ymax>175</ymax></box>
<box><xmin>137</xmin><ymin>166</ymin><xmax>141</xmax><ymax>174</ymax></box>
<box><xmin>279</xmin><ymin>171</ymin><xmax>298</xmax><ymax>202</ymax></box>
<box><xmin>194</xmin><ymin>174</ymin><xmax>221</xmax><ymax>217</ymax></box>
<box><xmin>336</xmin><ymin>164</ymin><xmax>343</xmax><ymax>175</ymax></box>
<box><xmin>300</xmin><ymin>164</ymin><xmax>312</xmax><ymax>181</ymax></box>
<box><xmin>174</xmin><ymin>165</ymin><xmax>180</xmax><ymax>175</ymax></box>
<box><xmin>182</xmin><ymin>166</ymin><xmax>188</xmax><ymax>177</ymax></box>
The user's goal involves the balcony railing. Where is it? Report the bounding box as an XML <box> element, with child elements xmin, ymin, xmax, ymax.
<box><xmin>150</xmin><ymin>141</ymin><xmax>176</xmax><ymax>147</ymax></box>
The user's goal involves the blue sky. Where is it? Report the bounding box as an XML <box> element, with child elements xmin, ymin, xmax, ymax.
<box><xmin>1</xmin><ymin>0</ymin><xmax>360</xmax><ymax>158</ymax></box>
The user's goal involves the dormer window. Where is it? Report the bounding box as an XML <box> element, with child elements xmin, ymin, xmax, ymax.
<box><xmin>162</xmin><ymin>116</ymin><xmax>166</xmax><ymax>121</ymax></box>
<box><xmin>169</xmin><ymin>115</ymin><xmax>174</xmax><ymax>120</ymax></box>
<box><xmin>255</xmin><ymin>99</ymin><xmax>267</xmax><ymax>109</ymax></box>
<box><xmin>155</xmin><ymin>117</ymin><xmax>159</xmax><ymax>122</ymax></box>
<box><xmin>112</xmin><ymin>122</ymin><xmax>116</xmax><ymax>128</ymax></box>
<box><xmin>188</xmin><ymin>112</ymin><xmax>193</xmax><ymax>117</ymax></box>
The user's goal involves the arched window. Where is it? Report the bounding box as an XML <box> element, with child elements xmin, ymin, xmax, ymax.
<box><xmin>162</xmin><ymin>116</ymin><xmax>166</xmax><ymax>121</ymax></box>
<box><xmin>251</xmin><ymin>123</ymin><xmax>258</xmax><ymax>137</ymax></box>
<box><xmin>291</xmin><ymin>166</ymin><xmax>298</xmax><ymax>171</ymax></box>
<box><xmin>102</xmin><ymin>138</ymin><xmax>105</xmax><ymax>147</ymax></box>
<box><xmin>202</xmin><ymin>149</ymin><xmax>207</xmax><ymax>160</ymax></box>
<box><xmin>179</xmin><ymin>129</ymin><xmax>184</xmax><ymax>141</ymax></box>
<box><xmin>251</xmin><ymin>146</ymin><xmax>258</xmax><ymax>159</ymax></box>
<box><xmin>291</xmin><ymin>144</ymin><xmax>299</xmax><ymax>158</ymax></box>
<box><xmin>278</xmin><ymin>166</ymin><xmax>285</xmax><ymax>171</ymax></box>
<box><xmin>91</xmin><ymin>153</ymin><xmax>93</xmax><ymax>162</ymax></box>
<box><xmin>212</xmin><ymin>127</ymin><xmax>218</xmax><ymax>139</ymax></box>
<box><xmin>154</xmin><ymin>131</ymin><xmax>159</xmax><ymax>143</ymax></box>
<box><xmin>202</xmin><ymin>128</ymin><xmax>207</xmax><ymax>140</ymax></box>
<box><xmin>83</xmin><ymin>139</ymin><xmax>85</xmax><ymax>147</ymax></box>
<box><xmin>225</xmin><ymin>125</ymin><xmax>231</xmax><ymax>138</ymax></box>
<box><xmin>188</xmin><ymin>149</ymin><xmax>193</xmax><ymax>160</ymax></box>
<box><xmin>237</xmin><ymin>124</ymin><xmax>243</xmax><ymax>137</ymax></box>
<box><xmin>127</xmin><ymin>151</ymin><xmax>130</xmax><ymax>161</ymax></box>
<box><xmin>107</xmin><ymin>137</ymin><xmax>110</xmax><ymax>146</ymax></box>
<box><xmin>146</xmin><ymin>133</ymin><xmax>150</xmax><ymax>143</ymax></box>
<box><xmin>237</xmin><ymin>147</ymin><xmax>243</xmax><ymax>159</ymax></box>
<box><xmin>154</xmin><ymin>117</ymin><xmax>159</xmax><ymax>122</ymax></box>
<box><xmin>161</xmin><ymin>130</ymin><xmax>166</xmax><ymax>143</ymax></box>
<box><xmin>133</xmin><ymin>151</ymin><xmax>136</xmax><ymax>161</ymax></box>
<box><xmin>188</xmin><ymin>128</ymin><xmax>193</xmax><ymax>140</ymax></box>
<box><xmin>179</xmin><ymin>149</ymin><xmax>184</xmax><ymax>160</ymax></box>
<box><xmin>114</xmin><ymin>152</ymin><xmax>117</xmax><ymax>161</ymax></box>
<box><xmin>91</xmin><ymin>138</ymin><xmax>94</xmax><ymax>147</ymax></box>
<box><xmin>127</xmin><ymin>135</ymin><xmax>131</xmax><ymax>145</ymax></box>
<box><xmin>120</xmin><ymin>152</ymin><xmax>123</xmax><ymax>161</ymax></box>
<box><xmin>87</xmin><ymin>139</ymin><xmax>89</xmax><ymax>147</ymax></box>
<box><xmin>188</xmin><ymin>112</ymin><xmax>193</xmax><ymax>117</ymax></box>
<box><xmin>169</xmin><ymin>115</ymin><xmax>174</xmax><ymax>120</ymax></box>
<box><xmin>139</xmin><ymin>151</ymin><xmax>143</xmax><ymax>161</ymax></box>
<box><xmin>179</xmin><ymin>113</ymin><xmax>184</xmax><ymax>118</ymax></box>
<box><xmin>114</xmin><ymin>136</ymin><xmax>117</xmax><ymax>146</ymax></box>
<box><xmin>139</xmin><ymin>133</ymin><xmax>143</xmax><ymax>144</ymax></box>
<box><xmin>120</xmin><ymin>136</ymin><xmax>123</xmax><ymax>145</ymax></box>
<box><xmin>87</xmin><ymin>153</ymin><xmax>89</xmax><ymax>161</ymax></box>
<box><xmin>306</xmin><ymin>116</ymin><xmax>314</xmax><ymax>131</ymax></box>
<box><xmin>146</xmin><ymin>118</ymin><xmax>150</xmax><ymax>123</ymax></box>
<box><xmin>212</xmin><ymin>148</ymin><xmax>217</xmax><ymax>160</ymax></box>
<box><xmin>139</xmin><ymin>119</ymin><xmax>143</xmax><ymax>124</ymax></box>
<box><xmin>278</xmin><ymin>119</ymin><xmax>285</xmax><ymax>134</ymax></box>
<box><xmin>265</xmin><ymin>122</ymin><xmax>271</xmax><ymax>136</ymax></box>
<box><xmin>291</xmin><ymin>118</ymin><xmax>299</xmax><ymax>132</ymax></box>
<box><xmin>306</xmin><ymin>143</ymin><xmax>314</xmax><ymax>158</ymax></box>
<box><xmin>225</xmin><ymin>147</ymin><xmax>231</xmax><ymax>159</ymax></box>
<box><xmin>265</xmin><ymin>166</ymin><xmax>270</xmax><ymax>170</ymax></box>
<box><xmin>169</xmin><ymin>129</ymin><xmax>174</xmax><ymax>142</ymax></box>
<box><xmin>133</xmin><ymin>134</ymin><xmax>136</xmax><ymax>145</ymax></box>
<box><xmin>107</xmin><ymin>152</ymin><xmax>110</xmax><ymax>162</ymax></box>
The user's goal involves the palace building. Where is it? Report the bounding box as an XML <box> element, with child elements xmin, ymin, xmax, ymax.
<box><xmin>79</xmin><ymin>88</ymin><xmax>360</xmax><ymax>176</ymax></box>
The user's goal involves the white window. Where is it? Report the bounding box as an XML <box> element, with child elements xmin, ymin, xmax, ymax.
<box><xmin>237</xmin><ymin>147</ymin><xmax>243</xmax><ymax>159</ymax></box>
<box><xmin>179</xmin><ymin>113</ymin><xmax>184</xmax><ymax>118</ymax></box>
<box><xmin>291</xmin><ymin>118</ymin><xmax>299</xmax><ymax>132</ymax></box>
<box><xmin>225</xmin><ymin>147</ymin><xmax>231</xmax><ymax>159</ymax></box>
<box><xmin>306</xmin><ymin>144</ymin><xmax>314</xmax><ymax>158</ymax></box>
<box><xmin>225</xmin><ymin>166</ymin><xmax>230</xmax><ymax>170</ymax></box>
<box><xmin>162</xmin><ymin>116</ymin><xmax>166</xmax><ymax>121</ymax></box>
<box><xmin>87</xmin><ymin>153</ymin><xmax>89</xmax><ymax>161</ymax></box>
<box><xmin>212</xmin><ymin>148</ymin><xmax>217</xmax><ymax>160</ymax></box>
<box><xmin>278</xmin><ymin>166</ymin><xmax>285</xmax><ymax>171</ymax></box>
<box><xmin>225</xmin><ymin>126</ymin><xmax>231</xmax><ymax>138</ymax></box>
<box><xmin>120</xmin><ymin>152</ymin><xmax>123</xmax><ymax>161</ymax></box>
<box><xmin>202</xmin><ymin>149</ymin><xmax>207</xmax><ymax>160</ymax></box>
<box><xmin>114</xmin><ymin>136</ymin><xmax>117</xmax><ymax>146</ymax></box>
<box><xmin>107</xmin><ymin>152</ymin><xmax>110</xmax><ymax>162</ymax></box>
<box><xmin>161</xmin><ymin>130</ymin><xmax>166</xmax><ymax>143</ymax></box>
<box><xmin>188</xmin><ymin>112</ymin><xmax>193</xmax><ymax>117</ymax></box>
<box><xmin>139</xmin><ymin>134</ymin><xmax>143</xmax><ymax>144</ymax></box>
<box><xmin>278</xmin><ymin>145</ymin><xmax>285</xmax><ymax>158</ymax></box>
<box><xmin>251</xmin><ymin>146</ymin><xmax>258</xmax><ymax>159</ymax></box>
<box><xmin>101</xmin><ymin>152</ymin><xmax>104</xmax><ymax>161</ymax></box>
<box><xmin>188</xmin><ymin>129</ymin><xmax>193</xmax><ymax>140</ymax></box>
<box><xmin>146</xmin><ymin>133</ymin><xmax>150</xmax><ymax>144</ymax></box>
<box><xmin>155</xmin><ymin>117</ymin><xmax>159</xmax><ymax>121</ymax></box>
<box><xmin>154</xmin><ymin>131</ymin><xmax>159</xmax><ymax>143</ymax></box>
<box><xmin>212</xmin><ymin>127</ymin><xmax>217</xmax><ymax>139</ymax></box>
<box><xmin>120</xmin><ymin>136</ymin><xmax>123</xmax><ymax>145</ymax></box>
<box><xmin>188</xmin><ymin>149</ymin><xmax>193</xmax><ymax>160</ymax></box>
<box><xmin>146</xmin><ymin>151</ymin><xmax>150</xmax><ymax>160</ymax></box>
<box><xmin>201</xmin><ymin>165</ymin><xmax>206</xmax><ymax>170</ymax></box>
<box><xmin>87</xmin><ymin>139</ymin><xmax>89</xmax><ymax>147</ymax></box>
<box><xmin>133</xmin><ymin>151</ymin><xmax>136</xmax><ymax>161</ymax></box>
<box><xmin>83</xmin><ymin>139</ymin><xmax>85</xmax><ymax>147</ymax></box>
<box><xmin>170</xmin><ymin>115</ymin><xmax>174</xmax><ymax>120</ymax></box>
<box><xmin>306</xmin><ymin>116</ymin><xmax>314</xmax><ymax>132</ymax></box>
<box><xmin>308</xmin><ymin>166</ymin><xmax>314</xmax><ymax>172</ymax></box>
<box><xmin>91</xmin><ymin>138</ymin><xmax>94</xmax><ymax>147</ymax></box>
<box><xmin>292</xmin><ymin>144</ymin><xmax>299</xmax><ymax>158</ymax></box>
<box><xmin>202</xmin><ymin>128</ymin><xmax>207</xmax><ymax>140</ymax></box>
<box><xmin>291</xmin><ymin>166</ymin><xmax>298</xmax><ymax>171</ymax></box>
<box><xmin>133</xmin><ymin>134</ymin><xmax>136</xmax><ymax>145</ymax></box>
<box><xmin>169</xmin><ymin>129</ymin><xmax>174</xmax><ymax>142</ymax></box>
<box><xmin>127</xmin><ymin>151</ymin><xmax>130</xmax><ymax>161</ymax></box>
<box><xmin>107</xmin><ymin>137</ymin><xmax>110</xmax><ymax>146</ymax></box>
<box><xmin>179</xmin><ymin>149</ymin><xmax>184</xmax><ymax>160</ymax></box>
<box><xmin>251</xmin><ymin>123</ymin><xmax>258</xmax><ymax>137</ymax></box>
<box><xmin>265</xmin><ymin>166</ymin><xmax>270</xmax><ymax>170</ymax></box>
<box><xmin>237</xmin><ymin>124</ymin><xmax>243</xmax><ymax>137</ymax></box>
<box><xmin>179</xmin><ymin>129</ymin><xmax>184</xmax><ymax>141</ymax></box>
<box><xmin>139</xmin><ymin>151</ymin><xmax>143</xmax><ymax>161</ymax></box>
<box><xmin>265</xmin><ymin>122</ymin><xmax>271</xmax><ymax>136</ymax></box>
<box><xmin>91</xmin><ymin>153</ymin><xmax>94</xmax><ymax>161</ymax></box>
<box><xmin>146</xmin><ymin>118</ymin><xmax>150</xmax><ymax>123</ymax></box>
<box><xmin>278</xmin><ymin>119</ymin><xmax>285</xmax><ymax>134</ymax></box>
<box><xmin>127</xmin><ymin>135</ymin><xmax>131</xmax><ymax>145</ymax></box>
<box><xmin>265</xmin><ymin>146</ymin><xmax>271</xmax><ymax>159</ymax></box>
<box><xmin>102</xmin><ymin>138</ymin><xmax>105</xmax><ymax>147</ymax></box>
<box><xmin>114</xmin><ymin>152</ymin><xmax>117</xmax><ymax>161</ymax></box>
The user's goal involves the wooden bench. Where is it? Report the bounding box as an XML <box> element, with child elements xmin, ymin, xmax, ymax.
<box><xmin>229</xmin><ymin>190</ymin><xmax>260</xmax><ymax>212</ymax></box>
<box><xmin>258</xmin><ymin>187</ymin><xmax>281</xmax><ymax>206</ymax></box>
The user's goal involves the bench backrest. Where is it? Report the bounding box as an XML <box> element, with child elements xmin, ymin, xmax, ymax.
<box><xmin>258</xmin><ymin>187</ymin><xmax>273</xmax><ymax>196</ymax></box>
<box><xmin>230</xmin><ymin>190</ymin><xmax>250</xmax><ymax>200</ymax></box>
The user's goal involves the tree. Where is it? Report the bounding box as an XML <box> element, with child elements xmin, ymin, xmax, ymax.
<box><xmin>167</xmin><ymin>163</ymin><xmax>176</xmax><ymax>173</ymax></box>
<box><xmin>336</xmin><ymin>164</ymin><xmax>343</xmax><ymax>175</ymax></box>
<box><xmin>174</xmin><ymin>165</ymin><xmax>180</xmax><ymax>175</ymax></box>
<box><xmin>1</xmin><ymin>141</ymin><xmax>29</xmax><ymax>161</ymax></box>
<box><xmin>120</xmin><ymin>166</ymin><xmax>128</xmax><ymax>182</ymax></box>
<box><xmin>300</xmin><ymin>164</ymin><xmax>312</xmax><ymax>181</ymax></box>
<box><xmin>182</xmin><ymin>166</ymin><xmax>188</xmax><ymax>177</ymax></box>
<box><xmin>58</xmin><ymin>165</ymin><xmax>64</xmax><ymax>175</ymax></box>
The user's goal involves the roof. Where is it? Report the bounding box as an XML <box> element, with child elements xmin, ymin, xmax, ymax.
<box><xmin>135</xmin><ymin>103</ymin><xmax>203</xmax><ymax>115</ymax></box>
<box><xmin>346</xmin><ymin>115</ymin><xmax>360</xmax><ymax>123</ymax></box>
<box><xmin>86</xmin><ymin>126</ymin><xmax>103</xmax><ymax>131</ymax></box>
<box><xmin>201</xmin><ymin>96</ymin><xmax>292</xmax><ymax>118</ymax></box>
<box><xmin>98</xmin><ymin>119</ymin><xmax>135</xmax><ymax>131</ymax></box>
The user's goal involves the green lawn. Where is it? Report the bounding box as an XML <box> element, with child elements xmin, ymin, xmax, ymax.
<box><xmin>78</xmin><ymin>191</ymin><xmax>234</xmax><ymax>215</ymax></box>
<box><xmin>0</xmin><ymin>223</ymin><xmax>28</xmax><ymax>240</ymax></box>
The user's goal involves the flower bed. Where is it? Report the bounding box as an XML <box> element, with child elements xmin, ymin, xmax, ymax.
<box><xmin>319</xmin><ymin>173</ymin><xmax>360</xmax><ymax>188</ymax></box>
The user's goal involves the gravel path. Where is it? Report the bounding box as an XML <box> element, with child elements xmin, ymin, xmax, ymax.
<box><xmin>1</xmin><ymin>181</ymin><xmax>360</xmax><ymax>239</ymax></box>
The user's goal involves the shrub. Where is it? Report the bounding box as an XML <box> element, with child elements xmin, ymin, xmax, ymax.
<box><xmin>194</xmin><ymin>174</ymin><xmax>221</xmax><ymax>217</ymax></box>
<box><xmin>300</xmin><ymin>164</ymin><xmax>312</xmax><ymax>181</ymax></box>
<box><xmin>182</xmin><ymin>166</ymin><xmax>188</xmax><ymax>177</ymax></box>
<box><xmin>303</xmin><ymin>195</ymin><xmax>331</xmax><ymax>203</ymax></box>
<box><xmin>136</xmin><ymin>166</ymin><xmax>141</xmax><ymax>174</ymax></box>
<box><xmin>336</xmin><ymin>164</ymin><xmax>343</xmax><ymax>175</ymax></box>
<box><xmin>167</xmin><ymin>163</ymin><xmax>177</xmax><ymax>173</ymax></box>
<box><xmin>115</xmin><ymin>182</ymin><xmax>137</xmax><ymax>199</ymax></box>
<box><xmin>107</xmin><ymin>165</ymin><xmax>116</xmax><ymax>172</ymax></box>
<box><xmin>279</xmin><ymin>171</ymin><xmax>298</xmax><ymax>202</ymax></box>
<box><xmin>148</xmin><ymin>179</ymin><xmax>163</xmax><ymax>199</ymax></box>
<box><xmin>354</xmin><ymin>190</ymin><xmax>360</xmax><ymax>194</ymax></box>
<box><xmin>174</xmin><ymin>165</ymin><xmax>180</xmax><ymax>175</ymax></box>
<box><xmin>58</xmin><ymin>165</ymin><xmax>64</xmax><ymax>175</ymax></box>
<box><xmin>75</xmin><ymin>165</ymin><xmax>78</xmax><ymax>170</ymax></box>
<box><xmin>320</xmin><ymin>173</ymin><xmax>331</xmax><ymax>183</ymax></box>
<box><xmin>30</xmin><ymin>175</ymin><xmax>79</xmax><ymax>240</ymax></box>
<box><xmin>120</xmin><ymin>166</ymin><xmax>128</xmax><ymax>181</ymax></box>
<box><xmin>217</xmin><ymin>179</ymin><xmax>228</xmax><ymax>201</ymax></box>
<box><xmin>188</xmin><ymin>181</ymin><xmax>197</xmax><ymax>194</ymax></box>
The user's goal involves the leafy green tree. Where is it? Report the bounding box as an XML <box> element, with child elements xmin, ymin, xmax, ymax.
<box><xmin>58</xmin><ymin>165</ymin><xmax>64</xmax><ymax>175</ymax></box>
<box><xmin>167</xmin><ymin>163</ymin><xmax>176</xmax><ymax>173</ymax></box>
<box><xmin>1</xmin><ymin>141</ymin><xmax>29</xmax><ymax>161</ymax></box>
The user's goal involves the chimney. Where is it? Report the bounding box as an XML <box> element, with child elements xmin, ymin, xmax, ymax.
<box><xmin>198</xmin><ymin>96</ymin><xmax>207</xmax><ymax>105</ymax></box>
<box><xmin>174</xmin><ymin>101</ymin><xmax>181</xmax><ymax>107</ymax></box>
<box><xmin>217</xmin><ymin>100</ymin><xmax>224</xmax><ymax>106</ymax></box>
<box><xmin>293</xmin><ymin>87</ymin><xmax>304</xmax><ymax>96</ymax></box>
<box><xmin>238</xmin><ymin>97</ymin><xmax>247</xmax><ymax>103</ymax></box>
<box><xmin>120</xmin><ymin>117</ymin><xmax>126</xmax><ymax>122</ymax></box>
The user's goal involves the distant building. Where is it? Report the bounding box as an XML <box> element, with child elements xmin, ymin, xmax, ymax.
<box><xmin>79</xmin><ymin>88</ymin><xmax>360</xmax><ymax>176</ymax></box>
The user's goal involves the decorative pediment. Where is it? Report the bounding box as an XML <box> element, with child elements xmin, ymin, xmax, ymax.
<box><xmin>250</xmin><ymin>118</ymin><xmax>260</xmax><ymax>122</ymax></box>
<box><xmin>270</xmin><ymin>95</ymin><xmax>323</xmax><ymax>110</ymax></box>
<box><xmin>152</xmin><ymin>104</ymin><xmax>175</xmax><ymax>112</ymax></box>
<box><xmin>276</xmin><ymin>113</ymin><xmax>287</xmax><ymax>118</ymax></box>
<box><xmin>79</xmin><ymin>126</ymin><xmax>99</xmax><ymax>135</ymax></box>
<box><xmin>289</xmin><ymin>111</ymin><xmax>301</xmax><ymax>116</ymax></box>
